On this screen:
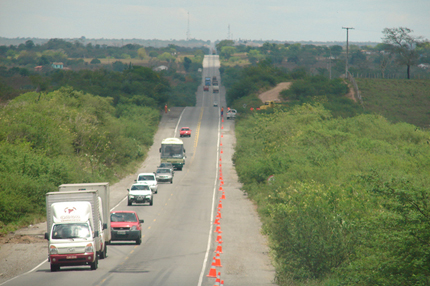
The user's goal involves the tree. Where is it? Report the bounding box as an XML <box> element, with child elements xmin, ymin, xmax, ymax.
<box><xmin>90</xmin><ymin>58</ymin><xmax>101</xmax><ymax>64</ymax></box>
<box><xmin>183</xmin><ymin>57</ymin><xmax>192</xmax><ymax>72</ymax></box>
<box><xmin>247</xmin><ymin>49</ymin><xmax>264</xmax><ymax>65</ymax></box>
<box><xmin>216</xmin><ymin>40</ymin><xmax>234</xmax><ymax>52</ymax></box>
<box><xmin>220</xmin><ymin>46</ymin><xmax>236</xmax><ymax>60</ymax></box>
<box><xmin>25</xmin><ymin>40</ymin><xmax>35</xmax><ymax>50</ymax></box>
<box><xmin>137</xmin><ymin>47</ymin><xmax>147</xmax><ymax>59</ymax></box>
<box><xmin>382</xmin><ymin>27</ymin><xmax>424</xmax><ymax>79</ymax></box>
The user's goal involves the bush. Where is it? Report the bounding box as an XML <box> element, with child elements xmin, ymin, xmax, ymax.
<box><xmin>90</xmin><ymin>58</ymin><xmax>101</xmax><ymax>64</ymax></box>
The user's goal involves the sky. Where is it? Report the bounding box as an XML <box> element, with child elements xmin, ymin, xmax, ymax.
<box><xmin>1</xmin><ymin>0</ymin><xmax>429</xmax><ymax>44</ymax></box>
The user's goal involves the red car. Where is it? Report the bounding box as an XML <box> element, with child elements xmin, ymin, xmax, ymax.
<box><xmin>110</xmin><ymin>211</ymin><xmax>144</xmax><ymax>245</ymax></box>
<box><xmin>203</xmin><ymin>85</ymin><xmax>209</xmax><ymax>91</ymax></box>
<box><xmin>179</xmin><ymin>127</ymin><xmax>191</xmax><ymax>137</ymax></box>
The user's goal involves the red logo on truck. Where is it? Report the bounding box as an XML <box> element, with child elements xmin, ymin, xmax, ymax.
<box><xmin>64</xmin><ymin>207</ymin><xmax>77</xmax><ymax>214</ymax></box>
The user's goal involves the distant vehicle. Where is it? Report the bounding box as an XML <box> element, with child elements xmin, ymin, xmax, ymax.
<box><xmin>214</xmin><ymin>101</ymin><xmax>218</xmax><ymax>107</ymax></box>
<box><xmin>155</xmin><ymin>168</ymin><xmax>174</xmax><ymax>183</ymax></box>
<box><xmin>212</xmin><ymin>85</ymin><xmax>219</xmax><ymax>93</ymax></box>
<box><xmin>110</xmin><ymin>211</ymin><xmax>144</xmax><ymax>245</ymax></box>
<box><xmin>158</xmin><ymin>162</ymin><xmax>174</xmax><ymax>173</ymax></box>
<box><xmin>160</xmin><ymin>138</ymin><xmax>186</xmax><ymax>170</ymax></box>
<box><xmin>205</xmin><ymin>77</ymin><xmax>211</xmax><ymax>86</ymax></box>
<box><xmin>226</xmin><ymin>109</ymin><xmax>237</xmax><ymax>119</ymax></box>
<box><xmin>136</xmin><ymin>173</ymin><xmax>158</xmax><ymax>194</ymax></box>
<box><xmin>259</xmin><ymin>100</ymin><xmax>277</xmax><ymax>110</ymax></box>
<box><xmin>179</xmin><ymin>127</ymin><xmax>192</xmax><ymax>137</ymax></box>
<box><xmin>127</xmin><ymin>182</ymin><xmax>153</xmax><ymax>206</ymax></box>
<box><xmin>203</xmin><ymin>85</ymin><xmax>209</xmax><ymax>91</ymax></box>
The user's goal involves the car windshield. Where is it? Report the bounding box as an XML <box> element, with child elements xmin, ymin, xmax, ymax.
<box><xmin>111</xmin><ymin>213</ymin><xmax>137</xmax><ymax>222</ymax></box>
<box><xmin>181</xmin><ymin>128</ymin><xmax>189</xmax><ymax>131</ymax></box>
<box><xmin>131</xmin><ymin>184</ymin><xmax>150</xmax><ymax>190</ymax></box>
<box><xmin>157</xmin><ymin>169</ymin><xmax>170</xmax><ymax>174</ymax></box>
<box><xmin>52</xmin><ymin>223</ymin><xmax>90</xmax><ymax>239</ymax></box>
<box><xmin>159</xmin><ymin>163</ymin><xmax>172</xmax><ymax>168</ymax></box>
<box><xmin>138</xmin><ymin>175</ymin><xmax>155</xmax><ymax>181</ymax></box>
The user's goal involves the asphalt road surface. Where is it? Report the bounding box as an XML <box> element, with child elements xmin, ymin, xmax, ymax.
<box><xmin>1</xmin><ymin>55</ymin><xmax>275</xmax><ymax>286</ymax></box>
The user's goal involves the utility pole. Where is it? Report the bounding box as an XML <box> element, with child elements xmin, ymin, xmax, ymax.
<box><xmin>228</xmin><ymin>24</ymin><xmax>230</xmax><ymax>40</ymax></box>
<box><xmin>342</xmin><ymin>27</ymin><xmax>354</xmax><ymax>77</ymax></box>
<box><xmin>186</xmin><ymin>12</ymin><xmax>190</xmax><ymax>41</ymax></box>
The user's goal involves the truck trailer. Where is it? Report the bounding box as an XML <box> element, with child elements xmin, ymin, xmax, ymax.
<box><xmin>58</xmin><ymin>182</ymin><xmax>111</xmax><ymax>258</ymax></box>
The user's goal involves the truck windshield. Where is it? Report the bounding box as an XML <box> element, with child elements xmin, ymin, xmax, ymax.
<box><xmin>160</xmin><ymin>144</ymin><xmax>183</xmax><ymax>159</ymax></box>
<box><xmin>52</xmin><ymin>223</ymin><xmax>90</xmax><ymax>239</ymax></box>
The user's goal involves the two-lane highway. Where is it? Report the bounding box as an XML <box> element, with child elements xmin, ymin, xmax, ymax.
<box><xmin>4</xmin><ymin>55</ymin><xmax>227</xmax><ymax>286</ymax></box>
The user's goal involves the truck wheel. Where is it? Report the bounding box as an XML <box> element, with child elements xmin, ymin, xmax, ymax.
<box><xmin>127</xmin><ymin>200</ymin><xmax>132</xmax><ymax>206</ymax></box>
<box><xmin>136</xmin><ymin>236</ymin><xmax>141</xmax><ymax>245</ymax></box>
<box><xmin>170</xmin><ymin>179</ymin><xmax>173</xmax><ymax>184</ymax></box>
<box><xmin>149</xmin><ymin>199</ymin><xmax>153</xmax><ymax>206</ymax></box>
<box><xmin>90</xmin><ymin>256</ymin><xmax>98</xmax><ymax>270</ymax></box>
<box><xmin>100</xmin><ymin>245</ymin><xmax>107</xmax><ymax>259</ymax></box>
<box><xmin>50</xmin><ymin>264</ymin><xmax>60</xmax><ymax>272</ymax></box>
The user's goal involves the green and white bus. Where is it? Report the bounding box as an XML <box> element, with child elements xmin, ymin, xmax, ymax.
<box><xmin>159</xmin><ymin>138</ymin><xmax>186</xmax><ymax>170</ymax></box>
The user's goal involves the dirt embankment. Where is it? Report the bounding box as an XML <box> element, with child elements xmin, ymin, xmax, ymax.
<box><xmin>258</xmin><ymin>82</ymin><xmax>292</xmax><ymax>102</ymax></box>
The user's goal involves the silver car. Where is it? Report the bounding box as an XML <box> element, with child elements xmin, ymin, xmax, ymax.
<box><xmin>155</xmin><ymin>168</ymin><xmax>173</xmax><ymax>183</ymax></box>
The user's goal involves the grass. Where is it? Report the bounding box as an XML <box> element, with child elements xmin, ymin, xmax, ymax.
<box><xmin>357</xmin><ymin>79</ymin><xmax>430</xmax><ymax>129</ymax></box>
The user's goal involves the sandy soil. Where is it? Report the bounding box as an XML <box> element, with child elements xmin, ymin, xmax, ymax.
<box><xmin>258</xmin><ymin>82</ymin><xmax>292</xmax><ymax>102</ymax></box>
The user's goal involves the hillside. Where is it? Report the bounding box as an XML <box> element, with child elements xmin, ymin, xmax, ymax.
<box><xmin>358</xmin><ymin>79</ymin><xmax>430</xmax><ymax>128</ymax></box>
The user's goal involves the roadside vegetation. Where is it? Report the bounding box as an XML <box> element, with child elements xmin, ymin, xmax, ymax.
<box><xmin>0</xmin><ymin>43</ymin><xmax>202</xmax><ymax>234</ymax></box>
<box><xmin>234</xmin><ymin>104</ymin><xmax>430</xmax><ymax>285</ymax></box>
<box><xmin>227</xmin><ymin>57</ymin><xmax>430</xmax><ymax>284</ymax></box>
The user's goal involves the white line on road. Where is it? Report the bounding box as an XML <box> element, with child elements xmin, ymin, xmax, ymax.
<box><xmin>197</xmin><ymin>92</ymin><xmax>221</xmax><ymax>286</ymax></box>
<box><xmin>174</xmin><ymin>107</ymin><xmax>187</xmax><ymax>137</ymax></box>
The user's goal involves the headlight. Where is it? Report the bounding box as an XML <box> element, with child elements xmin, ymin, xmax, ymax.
<box><xmin>50</xmin><ymin>245</ymin><xmax>58</xmax><ymax>254</ymax></box>
<box><xmin>85</xmin><ymin>243</ymin><xmax>94</xmax><ymax>253</ymax></box>
<box><xmin>131</xmin><ymin>226</ymin><xmax>138</xmax><ymax>231</ymax></box>
<box><xmin>129</xmin><ymin>195</ymin><xmax>134</xmax><ymax>198</ymax></box>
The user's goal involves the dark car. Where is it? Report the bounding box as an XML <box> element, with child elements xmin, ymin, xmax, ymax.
<box><xmin>110</xmin><ymin>211</ymin><xmax>144</xmax><ymax>245</ymax></box>
<box><xmin>158</xmin><ymin>162</ymin><xmax>174</xmax><ymax>172</ymax></box>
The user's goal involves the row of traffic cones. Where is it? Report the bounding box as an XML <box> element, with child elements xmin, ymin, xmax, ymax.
<box><xmin>207</xmin><ymin>122</ymin><xmax>226</xmax><ymax>285</ymax></box>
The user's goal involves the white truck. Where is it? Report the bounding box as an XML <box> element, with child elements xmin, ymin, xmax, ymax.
<box><xmin>58</xmin><ymin>182</ymin><xmax>110</xmax><ymax>258</ymax></box>
<box><xmin>45</xmin><ymin>190</ymin><xmax>103</xmax><ymax>271</ymax></box>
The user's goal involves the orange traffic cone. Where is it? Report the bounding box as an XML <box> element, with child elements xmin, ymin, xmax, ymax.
<box><xmin>216</xmin><ymin>211</ymin><xmax>222</xmax><ymax>218</ymax></box>
<box><xmin>221</xmin><ymin>192</ymin><xmax>226</xmax><ymax>200</ymax></box>
<box><xmin>220</xmin><ymin>180</ymin><xmax>224</xmax><ymax>186</ymax></box>
<box><xmin>214</xmin><ymin>253</ymin><xmax>222</xmax><ymax>267</ymax></box>
<box><xmin>221</xmin><ymin>125</ymin><xmax>224</xmax><ymax>130</ymax></box>
<box><xmin>219</xmin><ymin>175</ymin><xmax>223</xmax><ymax>181</ymax></box>
<box><xmin>216</xmin><ymin>234</ymin><xmax>223</xmax><ymax>243</ymax></box>
<box><xmin>214</xmin><ymin>274</ymin><xmax>221</xmax><ymax>286</ymax></box>
<box><xmin>219</xmin><ymin>186</ymin><xmax>223</xmax><ymax>191</ymax></box>
<box><xmin>220</xmin><ymin>141</ymin><xmax>222</xmax><ymax>146</ymax></box>
<box><xmin>214</xmin><ymin>218</ymin><xmax>220</xmax><ymax>225</ymax></box>
<box><xmin>207</xmin><ymin>263</ymin><xmax>217</xmax><ymax>278</ymax></box>
<box><xmin>218</xmin><ymin>200</ymin><xmax>223</xmax><ymax>209</ymax></box>
<box><xmin>215</xmin><ymin>225</ymin><xmax>222</xmax><ymax>233</ymax></box>
<box><xmin>221</xmin><ymin>149</ymin><xmax>223</xmax><ymax>154</ymax></box>
<box><xmin>215</xmin><ymin>243</ymin><xmax>223</xmax><ymax>253</ymax></box>
<box><xmin>221</xmin><ymin>134</ymin><xmax>223</xmax><ymax>138</ymax></box>
<box><xmin>220</xmin><ymin>280</ymin><xmax>224</xmax><ymax>286</ymax></box>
